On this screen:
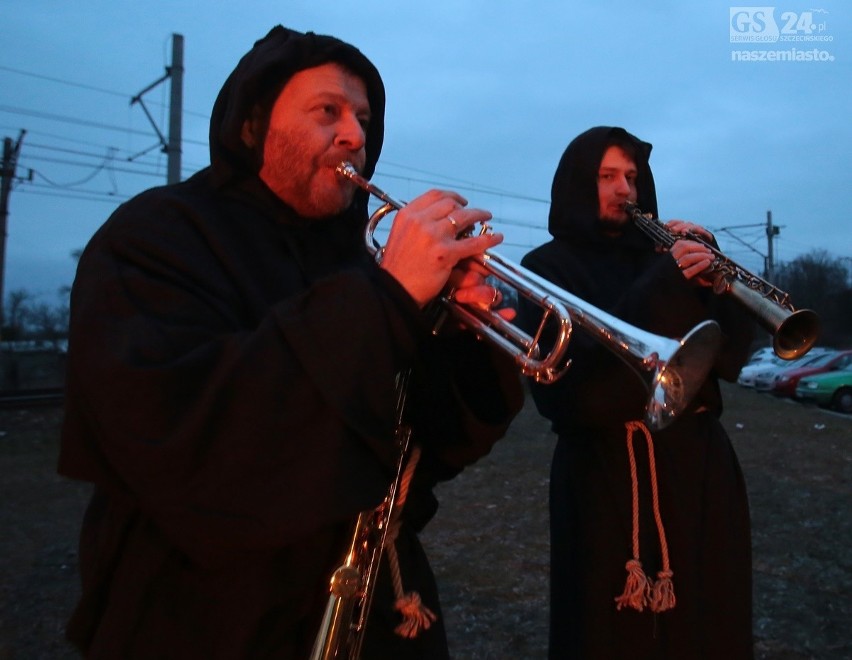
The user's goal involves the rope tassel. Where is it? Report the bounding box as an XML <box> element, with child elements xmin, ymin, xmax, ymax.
<box><xmin>615</xmin><ymin>558</ymin><xmax>652</xmax><ymax>612</ymax></box>
<box><xmin>615</xmin><ymin>422</ymin><xmax>677</xmax><ymax>613</ymax></box>
<box><xmin>650</xmin><ymin>569</ymin><xmax>676</xmax><ymax>613</ymax></box>
<box><xmin>393</xmin><ymin>591</ymin><xmax>437</xmax><ymax>638</ymax></box>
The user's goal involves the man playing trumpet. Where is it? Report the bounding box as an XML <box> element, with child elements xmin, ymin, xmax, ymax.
<box><xmin>58</xmin><ymin>25</ymin><xmax>522</xmax><ymax>659</ymax></box>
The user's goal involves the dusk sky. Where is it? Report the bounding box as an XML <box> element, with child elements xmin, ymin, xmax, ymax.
<box><xmin>2</xmin><ymin>1</ymin><xmax>849</xmax><ymax>305</ymax></box>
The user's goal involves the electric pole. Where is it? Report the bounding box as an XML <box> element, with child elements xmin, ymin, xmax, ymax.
<box><xmin>0</xmin><ymin>130</ymin><xmax>27</xmax><ymax>337</ymax></box>
<box><xmin>131</xmin><ymin>33</ymin><xmax>185</xmax><ymax>184</ymax></box>
<box><xmin>765</xmin><ymin>210</ymin><xmax>779</xmax><ymax>280</ymax></box>
<box><xmin>167</xmin><ymin>34</ymin><xmax>184</xmax><ymax>185</ymax></box>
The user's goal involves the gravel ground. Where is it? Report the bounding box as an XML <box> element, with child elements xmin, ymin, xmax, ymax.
<box><xmin>423</xmin><ymin>381</ymin><xmax>852</xmax><ymax>659</ymax></box>
<box><xmin>1</xmin><ymin>381</ymin><xmax>850</xmax><ymax>659</ymax></box>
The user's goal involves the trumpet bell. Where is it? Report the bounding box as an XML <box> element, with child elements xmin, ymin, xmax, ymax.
<box><xmin>485</xmin><ymin>252</ymin><xmax>722</xmax><ymax>431</ymax></box>
<box><xmin>644</xmin><ymin>320</ymin><xmax>722</xmax><ymax>429</ymax></box>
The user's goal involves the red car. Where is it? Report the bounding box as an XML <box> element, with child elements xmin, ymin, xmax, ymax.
<box><xmin>772</xmin><ymin>349</ymin><xmax>852</xmax><ymax>398</ymax></box>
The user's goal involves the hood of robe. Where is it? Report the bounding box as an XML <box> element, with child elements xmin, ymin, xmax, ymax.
<box><xmin>208</xmin><ymin>25</ymin><xmax>386</xmax><ymax>187</ymax></box>
<box><xmin>547</xmin><ymin>126</ymin><xmax>659</xmax><ymax>249</ymax></box>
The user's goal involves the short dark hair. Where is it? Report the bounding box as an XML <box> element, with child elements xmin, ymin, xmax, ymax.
<box><xmin>604</xmin><ymin>134</ymin><xmax>640</xmax><ymax>164</ymax></box>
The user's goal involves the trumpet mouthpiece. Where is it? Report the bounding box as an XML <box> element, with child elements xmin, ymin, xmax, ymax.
<box><xmin>336</xmin><ymin>161</ymin><xmax>358</xmax><ymax>178</ymax></box>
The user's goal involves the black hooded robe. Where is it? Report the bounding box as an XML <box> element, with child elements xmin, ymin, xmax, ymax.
<box><xmin>519</xmin><ymin>127</ymin><xmax>755</xmax><ymax>659</ymax></box>
<box><xmin>58</xmin><ymin>27</ymin><xmax>523</xmax><ymax>659</ymax></box>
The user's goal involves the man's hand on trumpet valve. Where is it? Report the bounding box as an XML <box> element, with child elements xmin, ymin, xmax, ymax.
<box><xmin>447</xmin><ymin>259</ymin><xmax>516</xmax><ymax>322</ymax></box>
<box><xmin>378</xmin><ymin>189</ymin><xmax>502</xmax><ymax>308</ymax></box>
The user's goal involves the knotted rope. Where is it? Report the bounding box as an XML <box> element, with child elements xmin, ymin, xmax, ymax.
<box><xmin>614</xmin><ymin>421</ymin><xmax>676</xmax><ymax>613</ymax></box>
<box><xmin>384</xmin><ymin>444</ymin><xmax>437</xmax><ymax>638</ymax></box>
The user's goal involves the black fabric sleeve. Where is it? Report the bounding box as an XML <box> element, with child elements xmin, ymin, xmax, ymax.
<box><xmin>59</xmin><ymin>198</ymin><xmax>426</xmax><ymax>566</ymax></box>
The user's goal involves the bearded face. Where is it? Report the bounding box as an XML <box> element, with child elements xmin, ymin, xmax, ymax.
<box><xmin>244</xmin><ymin>63</ymin><xmax>371</xmax><ymax>218</ymax></box>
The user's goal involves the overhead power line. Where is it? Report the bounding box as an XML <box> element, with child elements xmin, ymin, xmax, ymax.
<box><xmin>0</xmin><ymin>64</ymin><xmax>210</xmax><ymax>120</ymax></box>
<box><xmin>24</xmin><ymin>152</ymin><xmax>156</xmax><ymax>175</ymax></box>
<box><xmin>1</xmin><ymin>56</ymin><xmax>843</xmax><ymax>276</ymax></box>
<box><xmin>0</xmin><ymin>104</ymin><xmax>207</xmax><ymax>148</ymax></box>
<box><xmin>0</xmin><ymin>104</ymin><xmax>153</xmax><ymax>138</ymax></box>
<box><xmin>0</xmin><ymin>64</ymin><xmax>130</xmax><ymax>99</ymax></box>
<box><xmin>378</xmin><ymin>160</ymin><xmax>549</xmax><ymax>204</ymax></box>
<box><xmin>18</xmin><ymin>184</ymin><xmax>130</xmax><ymax>205</ymax></box>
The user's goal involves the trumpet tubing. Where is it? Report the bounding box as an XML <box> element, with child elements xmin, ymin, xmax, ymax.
<box><xmin>337</xmin><ymin>161</ymin><xmax>573</xmax><ymax>385</ymax></box>
<box><xmin>337</xmin><ymin>161</ymin><xmax>721</xmax><ymax>430</ymax></box>
<box><xmin>484</xmin><ymin>251</ymin><xmax>723</xmax><ymax>431</ymax></box>
<box><xmin>623</xmin><ymin>202</ymin><xmax>820</xmax><ymax>360</ymax></box>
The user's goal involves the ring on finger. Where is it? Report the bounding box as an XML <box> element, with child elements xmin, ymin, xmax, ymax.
<box><xmin>447</xmin><ymin>215</ymin><xmax>458</xmax><ymax>232</ymax></box>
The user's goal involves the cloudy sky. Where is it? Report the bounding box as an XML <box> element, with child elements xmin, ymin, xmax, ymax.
<box><xmin>1</xmin><ymin>1</ymin><xmax>849</xmax><ymax>305</ymax></box>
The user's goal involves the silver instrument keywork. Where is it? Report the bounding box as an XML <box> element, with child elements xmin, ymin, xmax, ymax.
<box><xmin>309</xmin><ymin>372</ymin><xmax>413</xmax><ymax>660</ymax></box>
<box><xmin>623</xmin><ymin>201</ymin><xmax>819</xmax><ymax>360</ymax></box>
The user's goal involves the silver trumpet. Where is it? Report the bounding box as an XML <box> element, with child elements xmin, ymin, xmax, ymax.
<box><xmin>337</xmin><ymin>161</ymin><xmax>722</xmax><ymax>430</ymax></box>
<box><xmin>337</xmin><ymin>162</ymin><xmax>573</xmax><ymax>386</ymax></box>
<box><xmin>623</xmin><ymin>201</ymin><xmax>820</xmax><ymax>360</ymax></box>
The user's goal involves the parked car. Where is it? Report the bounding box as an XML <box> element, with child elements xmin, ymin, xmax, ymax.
<box><xmin>748</xmin><ymin>347</ymin><xmax>776</xmax><ymax>364</ymax></box>
<box><xmin>772</xmin><ymin>349</ymin><xmax>852</xmax><ymax>398</ymax></box>
<box><xmin>737</xmin><ymin>347</ymin><xmax>832</xmax><ymax>388</ymax></box>
<box><xmin>738</xmin><ymin>356</ymin><xmax>782</xmax><ymax>388</ymax></box>
<box><xmin>737</xmin><ymin>349</ymin><xmax>785</xmax><ymax>387</ymax></box>
<box><xmin>795</xmin><ymin>363</ymin><xmax>852</xmax><ymax>413</ymax></box>
<box><xmin>751</xmin><ymin>350</ymin><xmax>835</xmax><ymax>392</ymax></box>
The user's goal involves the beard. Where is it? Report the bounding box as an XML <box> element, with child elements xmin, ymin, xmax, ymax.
<box><xmin>259</xmin><ymin>127</ymin><xmax>360</xmax><ymax>218</ymax></box>
<box><xmin>598</xmin><ymin>208</ymin><xmax>630</xmax><ymax>235</ymax></box>
<box><xmin>599</xmin><ymin>217</ymin><xmax>626</xmax><ymax>234</ymax></box>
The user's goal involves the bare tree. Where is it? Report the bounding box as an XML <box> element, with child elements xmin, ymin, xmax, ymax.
<box><xmin>777</xmin><ymin>250</ymin><xmax>852</xmax><ymax>346</ymax></box>
<box><xmin>26</xmin><ymin>302</ymin><xmax>66</xmax><ymax>350</ymax></box>
<box><xmin>3</xmin><ymin>289</ymin><xmax>31</xmax><ymax>341</ymax></box>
